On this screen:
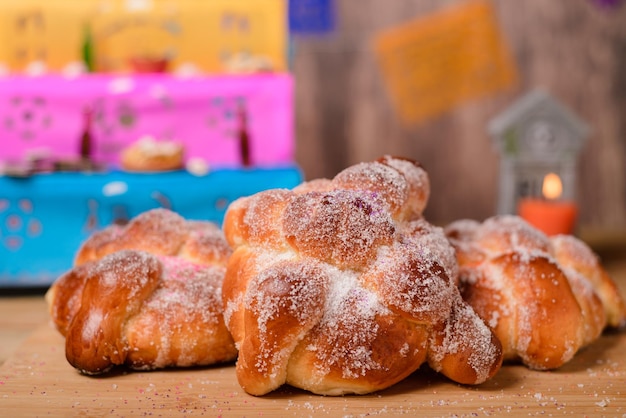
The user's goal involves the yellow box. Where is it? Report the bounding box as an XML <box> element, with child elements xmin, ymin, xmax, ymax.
<box><xmin>0</xmin><ymin>0</ymin><xmax>287</xmax><ymax>74</ymax></box>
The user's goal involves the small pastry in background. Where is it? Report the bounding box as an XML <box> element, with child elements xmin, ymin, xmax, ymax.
<box><xmin>120</xmin><ymin>136</ymin><xmax>184</xmax><ymax>172</ymax></box>
<box><xmin>46</xmin><ymin>208</ymin><xmax>237</xmax><ymax>375</ymax></box>
<box><xmin>445</xmin><ymin>215</ymin><xmax>626</xmax><ymax>371</ymax></box>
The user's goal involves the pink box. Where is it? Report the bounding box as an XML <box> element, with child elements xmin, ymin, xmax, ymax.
<box><xmin>0</xmin><ymin>73</ymin><xmax>294</xmax><ymax>168</ymax></box>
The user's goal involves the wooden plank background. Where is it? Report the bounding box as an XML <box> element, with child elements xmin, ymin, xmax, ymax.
<box><xmin>290</xmin><ymin>0</ymin><xmax>626</xmax><ymax>233</ymax></box>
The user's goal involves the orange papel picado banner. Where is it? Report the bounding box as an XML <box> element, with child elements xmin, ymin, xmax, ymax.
<box><xmin>372</xmin><ymin>0</ymin><xmax>517</xmax><ymax>126</ymax></box>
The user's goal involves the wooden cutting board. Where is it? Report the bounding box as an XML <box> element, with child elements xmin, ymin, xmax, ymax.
<box><xmin>1</xmin><ymin>323</ymin><xmax>625</xmax><ymax>417</ymax></box>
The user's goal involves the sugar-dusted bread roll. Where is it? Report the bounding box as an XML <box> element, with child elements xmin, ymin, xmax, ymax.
<box><xmin>445</xmin><ymin>215</ymin><xmax>626</xmax><ymax>370</ymax></box>
<box><xmin>46</xmin><ymin>208</ymin><xmax>237</xmax><ymax>374</ymax></box>
<box><xmin>120</xmin><ymin>136</ymin><xmax>184</xmax><ymax>172</ymax></box>
<box><xmin>222</xmin><ymin>156</ymin><xmax>503</xmax><ymax>396</ymax></box>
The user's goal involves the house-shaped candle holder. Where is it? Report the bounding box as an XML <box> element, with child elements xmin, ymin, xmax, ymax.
<box><xmin>488</xmin><ymin>90</ymin><xmax>589</xmax><ymax>234</ymax></box>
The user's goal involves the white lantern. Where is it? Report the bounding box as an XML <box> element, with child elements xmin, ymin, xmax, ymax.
<box><xmin>488</xmin><ymin>89</ymin><xmax>589</xmax><ymax>216</ymax></box>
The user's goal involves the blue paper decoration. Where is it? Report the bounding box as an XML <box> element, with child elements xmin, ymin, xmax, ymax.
<box><xmin>288</xmin><ymin>0</ymin><xmax>335</xmax><ymax>34</ymax></box>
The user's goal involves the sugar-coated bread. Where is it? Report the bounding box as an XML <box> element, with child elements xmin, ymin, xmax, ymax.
<box><xmin>120</xmin><ymin>136</ymin><xmax>184</xmax><ymax>172</ymax></box>
<box><xmin>445</xmin><ymin>215</ymin><xmax>626</xmax><ymax>370</ymax></box>
<box><xmin>222</xmin><ymin>156</ymin><xmax>503</xmax><ymax>396</ymax></box>
<box><xmin>46</xmin><ymin>208</ymin><xmax>237</xmax><ymax>374</ymax></box>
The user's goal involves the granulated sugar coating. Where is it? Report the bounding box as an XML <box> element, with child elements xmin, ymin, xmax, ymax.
<box><xmin>284</xmin><ymin>189</ymin><xmax>396</xmax><ymax>269</ymax></box>
<box><xmin>445</xmin><ymin>214</ymin><xmax>626</xmax><ymax>371</ymax></box>
<box><xmin>46</xmin><ymin>209</ymin><xmax>238</xmax><ymax>376</ymax></box>
<box><xmin>222</xmin><ymin>156</ymin><xmax>503</xmax><ymax>396</ymax></box>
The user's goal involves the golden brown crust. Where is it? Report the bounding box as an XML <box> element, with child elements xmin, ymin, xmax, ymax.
<box><xmin>223</xmin><ymin>189</ymin><xmax>294</xmax><ymax>251</ymax></box>
<box><xmin>445</xmin><ymin>215</ymin><xmax>626</xmax><ymax>370</ymax></box>
<box><xmin>64</xmin><ymin>251</ymin><xmax>163</xmax><ymax>374</ymax></box>
<box><xmin>46</xmin><ymin>208</ymin><xmax>237</xmax><ymax>374</ymax></box>
<box><xmin>119</xmin><ymin>138</ymin><xmax>184</xmax><ymax>172</ymax></box>
<box><xmin>222</xmin><ymin>156</ymin><xmax>502</xmax><ymax>396</ymax></box>
<box><xmin>428</xmin><ymin>297</ymin><xmax>504</xmax><ymax>384</ymax></box>
<box><xmin>550</xmin><ymin>234</ymin><xmax>626</xmax><ymax>329</ymax></box>
<box><xmin>45</xmin><ymin>264</ymin><xmax>90</xmax><ymax>337</ymax></box>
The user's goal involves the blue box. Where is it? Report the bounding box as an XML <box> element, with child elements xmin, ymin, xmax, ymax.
<box><xmin>0</xmin><ymin>166</ymin><xmax>302</xmax><ymax>287</ymax></box>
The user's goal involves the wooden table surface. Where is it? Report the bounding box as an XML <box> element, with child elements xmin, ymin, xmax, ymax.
<box><xmin>1</xmin><ymin>257</ymin><xmax>625</xmax><ymax>417</ymax></box>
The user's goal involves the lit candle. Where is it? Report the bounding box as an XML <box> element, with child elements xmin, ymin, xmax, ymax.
<box><xmin>517</xmin><ymin>173</ymin><xmax>578</xmax><ymax>236</ymax></box>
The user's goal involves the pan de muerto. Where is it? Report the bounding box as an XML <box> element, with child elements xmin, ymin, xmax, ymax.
<box><xmin>222</xmin><ymin>156</ymin><xmax>503</xmax><ymax>395</ymax></box>
<box><xmin>46</xmin><ymin>208</ymin><xmax>238</xmax><ymax>374</ymax></box>
<box><xmin>445</xmin><ymin>215</ymin><xmax>626</xmax><ymax>370</ymax></box>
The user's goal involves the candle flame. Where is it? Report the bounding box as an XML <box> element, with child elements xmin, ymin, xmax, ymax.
<box><xmin>542</xmin><ymin>172</ymin><xmax>563</xmax><ymax>200</ymax></box>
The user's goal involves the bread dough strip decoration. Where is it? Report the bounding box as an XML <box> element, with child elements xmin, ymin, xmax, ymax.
<box><xmin>445</xmin><ymin>215</ymin><xmax>626</xmax><ymax>370</ymax></box>
<box><xmin>222</xmin><ymin>155</ymin><xmax>503</xmax><ymax>396</ymax></box>
<box><xmin>46</xmin><ymin>208</ymin><xmax>238</xmax><ymax>374</ymax></box>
